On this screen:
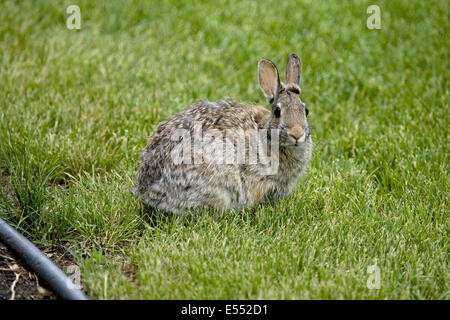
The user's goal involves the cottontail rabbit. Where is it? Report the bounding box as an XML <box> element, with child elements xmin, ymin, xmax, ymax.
<box><xmin>135</xmin><ymin>54</ymin><xmax>312</xmax><ymax>213</ymax></box>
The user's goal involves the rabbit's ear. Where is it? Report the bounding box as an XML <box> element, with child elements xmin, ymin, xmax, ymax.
<box><xmin>258</xmin><ymin>59</ymin><xmax>281</xmax><ymax>105</ymax></box>
<box><xmin>285</xmin><ymin>53</ymin><xmax>301</xmax><ymax>86</ymax></box>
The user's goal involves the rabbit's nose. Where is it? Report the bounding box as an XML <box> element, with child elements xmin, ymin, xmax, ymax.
<box><xmin>289</xmin><ymin>127</ymin><xmax>304</xmax><ymax>141</ymax></box>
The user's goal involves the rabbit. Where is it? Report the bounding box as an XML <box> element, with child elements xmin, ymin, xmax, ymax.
<box><xmin>135</xmin><ymin>53</ymin><xmax>312</xmax><ymax>214</ymax></box>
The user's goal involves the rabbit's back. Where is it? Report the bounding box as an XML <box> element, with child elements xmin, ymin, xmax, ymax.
<box><xmin>135</xmin><ymin>99</ymin><xmax>270</xmax><ymax>213</ymax></box>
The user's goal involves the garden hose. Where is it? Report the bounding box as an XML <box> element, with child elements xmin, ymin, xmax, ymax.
<box><xmin>0</xmin><ymin>218</ymin><xmax>88</xmax><ymax>300</ymax></box>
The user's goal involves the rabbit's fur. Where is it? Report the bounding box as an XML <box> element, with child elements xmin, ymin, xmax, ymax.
<box><xmin>135</xmin><ymin>54</ymin><xmax>312</xmax><ymax>214</ymax></box>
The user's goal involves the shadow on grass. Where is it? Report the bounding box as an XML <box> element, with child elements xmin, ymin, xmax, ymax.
<box><xmin>138</xmin><ymin>197</ymin><xmax>270</xmax><ymax>231</ymax></box>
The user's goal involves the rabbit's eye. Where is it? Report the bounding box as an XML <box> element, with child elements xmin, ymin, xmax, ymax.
<box><xmin>274</xmin><ymin>106</ymin><xmax>281</xmax><ymax>118</ymax></box>
<box><xmin>290</xmin><ymin>87</ymin><xmax>300</xmax><ymax>95</ymax></box>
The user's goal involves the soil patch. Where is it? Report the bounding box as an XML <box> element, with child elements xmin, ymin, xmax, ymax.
<box><xmin>0</xmin><ymin>242</ymin><xmax>81</xmax><ymax>300</ymax></box>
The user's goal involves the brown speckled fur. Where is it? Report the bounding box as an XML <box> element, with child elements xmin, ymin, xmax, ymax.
<box><xmin>135</xmin><ymin>54</ymin><xmax>312</xmax><ymax>214</ymax></box>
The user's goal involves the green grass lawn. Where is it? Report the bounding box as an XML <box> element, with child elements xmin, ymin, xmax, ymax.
<box><xmin>0</xmin><ymin>0</ymin><xmax>448</xmax><ymax>299</ymax></box>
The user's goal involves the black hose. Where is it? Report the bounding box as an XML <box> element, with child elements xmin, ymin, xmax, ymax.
<box><xmin>0</xmin><ymin>218</ymin><xmax>89</xmax><ymax>300</ymax></box>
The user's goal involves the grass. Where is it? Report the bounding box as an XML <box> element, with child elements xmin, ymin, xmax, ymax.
<box><xmin>0</xmin><ymin>0</ymin><xmax>448</xmax><ymax>299</ymax></box>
